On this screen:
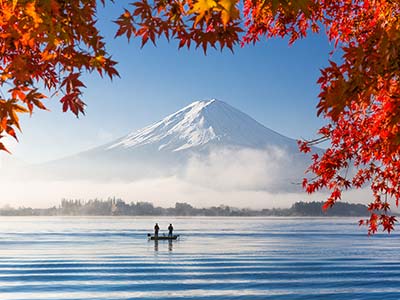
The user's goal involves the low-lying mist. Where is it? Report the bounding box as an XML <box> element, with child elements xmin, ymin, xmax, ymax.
<box><xmin>0</xmin><ymin>147</ymin><xmax>369</xmax><ymax>208</ymax></box>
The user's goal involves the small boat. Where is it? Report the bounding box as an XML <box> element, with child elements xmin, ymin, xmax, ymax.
<box><xmin>147</xmin><ymin>234</ymin><xmax>179</xmax><ymax>240</ymax></box>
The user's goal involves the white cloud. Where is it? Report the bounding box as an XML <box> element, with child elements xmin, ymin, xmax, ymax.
<box><xmin>0</xmin><ymin>146</ymin><xmax>375</xmax><ymax>209</ymax></box>
<box><xmin>0</xmin><ymin>176</ymin><xmax>331</xmax><ymax>209</ymax></box>
<box><xmin>182</xmin><ymin>146</ymin><xmax>307</xmax><ymax>192</ymax></box>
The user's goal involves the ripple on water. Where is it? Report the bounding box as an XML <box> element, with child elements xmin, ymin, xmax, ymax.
<box><xmin>0</xmin><ymin>217</ymin><xmax>399</xmax><ymax>300</ymax></box>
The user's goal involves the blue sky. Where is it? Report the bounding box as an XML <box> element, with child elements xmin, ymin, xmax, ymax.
<box><xmin>7</xmin><ymin>2</ymin><xmax>334</xmax><ymax>163</ymax></box>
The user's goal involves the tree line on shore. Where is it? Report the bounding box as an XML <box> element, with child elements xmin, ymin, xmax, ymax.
<box><xmin>0</xmin><ymin>198</ymin><xmax>370</xmax><ymax>217</ymax></box>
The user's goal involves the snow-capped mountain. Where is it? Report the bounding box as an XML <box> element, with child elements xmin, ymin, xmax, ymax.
<box><xmin>30</xmin><ymin>99</ymin><xmax>312</xmax><ymax>191</ymax></box>
<box><xmin>106</xmin><ymin>99</ymin><xmax>297</xmax><ymax>153</ymax></box>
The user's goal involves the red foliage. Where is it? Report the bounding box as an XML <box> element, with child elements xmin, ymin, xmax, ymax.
<box><xmin>0</xmin><ymin>0</ymin><xmax>119</xmax><ymax>152</ymax></box>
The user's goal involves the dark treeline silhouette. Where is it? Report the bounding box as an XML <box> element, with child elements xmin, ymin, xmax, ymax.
<box><xmin>0</xmin><ymin>198</ymin><xmax>370</xmax><ymax>217</ymax></box>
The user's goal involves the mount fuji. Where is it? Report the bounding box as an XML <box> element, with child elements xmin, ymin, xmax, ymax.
<box><xmin>107</xmin><ymin>99</ymin><xmax>297</xmax><ymax>152</ymax></box>
<box><xmin>32</xmin><ymin>99</ymin><xmax>312</xmax><ymax>191</ymax></box>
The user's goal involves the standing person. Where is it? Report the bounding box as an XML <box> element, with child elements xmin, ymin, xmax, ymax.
<box><xmin>168</xmin><ymin>223</ymin><xmax>174</xmax><ymax>237</ymax></box>
<box><xmin>154</xmin><ymin>223</ymin><xmax>160</xmax><ymax>238</ymax></box>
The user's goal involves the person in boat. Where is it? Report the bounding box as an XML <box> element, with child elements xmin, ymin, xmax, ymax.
<box><xmin>168</xmin><ymin>223</ymin><xmax>174</xmax><ymax>237</ymax></box>
<box><xmin>154</xmin><ymin>223</ymin><xmax>160</xmax><ymax>238</ymax></box>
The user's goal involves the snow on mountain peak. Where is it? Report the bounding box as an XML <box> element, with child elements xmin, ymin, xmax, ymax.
<box><xmin>108</xmin><ymin>99</ymin><xmax>295</xmax><ymax>152</ymax></box>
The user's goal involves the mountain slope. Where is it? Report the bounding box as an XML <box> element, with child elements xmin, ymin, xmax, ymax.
<box><xmin>29</xmin><ymin>99</ymin><xmax>313</xmax><ymax>191</ymax></box>
<box><xmin>106</xmin><ymin>99</ymin><xmax>297</xmax><ymax>153</ymax></box>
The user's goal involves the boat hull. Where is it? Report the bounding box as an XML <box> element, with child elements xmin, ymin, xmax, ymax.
<box><xmin>149</xmin><ymin>235</ymin><xmax>179</xmax><ymax>240</ymax></box>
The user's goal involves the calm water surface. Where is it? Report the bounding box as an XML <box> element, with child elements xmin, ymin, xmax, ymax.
<box><xmin>0</xmin><ymin>217</ymin><xmax>399</xmax><ymax>300</ymax></box>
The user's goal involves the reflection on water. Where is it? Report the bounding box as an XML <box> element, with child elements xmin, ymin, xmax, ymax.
<box><xmin>151</xmin><ymin>239</ymin><xmax>174</xmax><ymax>252</ymax></box>
<box><xmin>0</xmin><ymin>216</ymin><xmax>399</xmax><ymax>299</ymax></box>
<box><xmin>154</xmin><ymin>239</ymin><xmax>159</xmax><ymax>252</ymax></box>
<box><xmin>151</xmin><ymin>238</ymin><xmax>174</xmax><ymax>252</ymax></box>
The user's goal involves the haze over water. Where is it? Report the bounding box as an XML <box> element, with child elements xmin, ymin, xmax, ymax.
<box><xmin>0</xmin><ymin>217</ymin><xmax>399</xmax><ymax>299</ymax></box>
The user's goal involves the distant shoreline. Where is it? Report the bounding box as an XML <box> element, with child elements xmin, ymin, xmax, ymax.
<box><xmin>0</xmin><ymin>215</ymin><xmax>370</xmax><ymax>218</ymax></box>
<box><xmin>0</xmin><ymin>200</ymin><xmax>371</xmax><ymax>217</ymax></box>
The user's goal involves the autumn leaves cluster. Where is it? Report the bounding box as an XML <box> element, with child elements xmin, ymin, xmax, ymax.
<box><xmin>0</xmin><ymin>0</ymin><xmax>118</xmax><ymax>153</ymax></box>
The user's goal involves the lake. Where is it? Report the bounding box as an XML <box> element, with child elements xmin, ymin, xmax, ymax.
<box><xmin>0</xmin><ymin>216</ymin><xmax>399</xmax><ymax>299</ymax></box>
